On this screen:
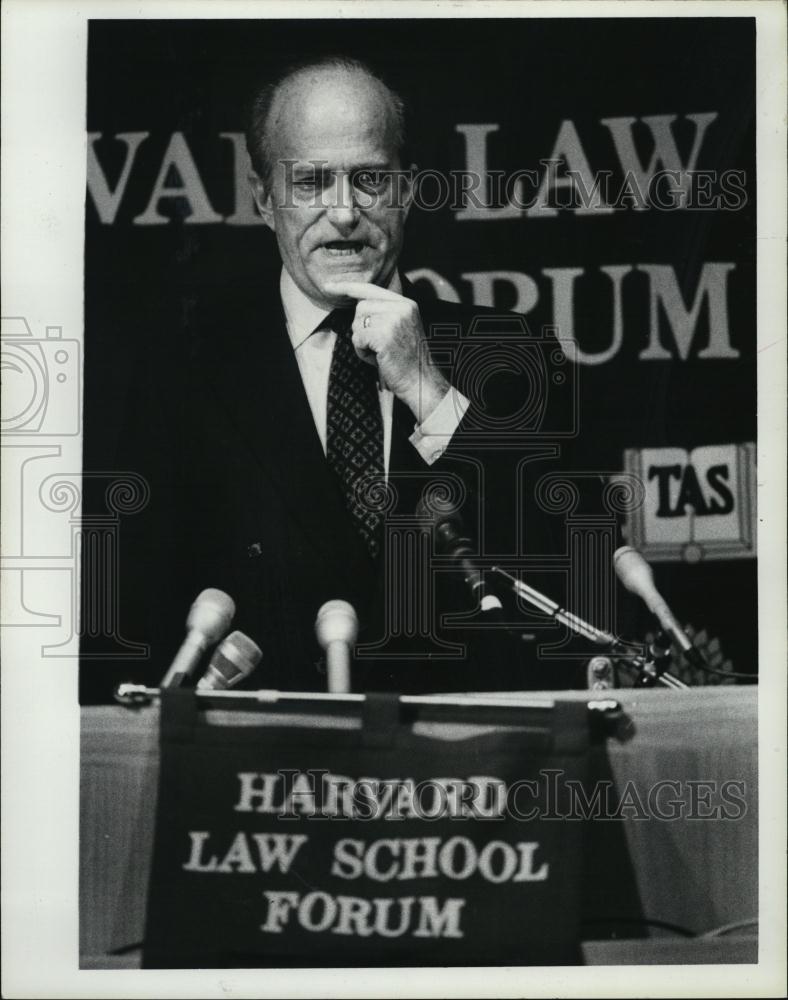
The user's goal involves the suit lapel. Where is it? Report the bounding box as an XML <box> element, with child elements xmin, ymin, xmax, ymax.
<box><xmin>207</xmin><ymin>278</ymin><xmax>450</xmax><ymax>595</ymax></box>
<box><xmin>209</xmin><ymin>288</ymin><xmax>373</xmax><ymax>584</ymax></box>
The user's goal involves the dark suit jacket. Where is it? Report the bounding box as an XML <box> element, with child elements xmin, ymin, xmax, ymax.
<box><xmin>80</xmin><ymin>275</ymin><xmax>578</xmax><ymax>701</ymax></box>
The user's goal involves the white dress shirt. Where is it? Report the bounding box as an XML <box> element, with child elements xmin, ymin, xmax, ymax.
<box><xmin>280</xmin><ymin>269</ymin><xmax>470</xmax><ymax>471</ymax></box>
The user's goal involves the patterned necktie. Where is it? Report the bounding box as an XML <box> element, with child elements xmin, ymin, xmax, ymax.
<box><xmin>325</xmin><ymin>308</ymin><xmax>385</xmax><ymax>559</ymax></box>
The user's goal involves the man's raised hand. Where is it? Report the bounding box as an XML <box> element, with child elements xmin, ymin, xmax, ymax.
<box><xmin>323</xmin><ymin>280</ymin><xmax>450</xmax><ymax>425</ymax></box>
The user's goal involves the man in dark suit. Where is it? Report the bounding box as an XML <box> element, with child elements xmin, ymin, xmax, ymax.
<box><xmin>82</xmin><ymin>55</ymin><xmax>576</xmax><ymax>700</ymax></box>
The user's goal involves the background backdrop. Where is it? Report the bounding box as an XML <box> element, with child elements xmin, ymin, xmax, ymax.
<box><xmin>82</xmin><ymin>17</ymin><xmax>757</xmax><ymax>690</ymax></box>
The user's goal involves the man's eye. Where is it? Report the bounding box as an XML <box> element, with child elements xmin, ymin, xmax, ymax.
<box><xmin>292</xmin><ymin>176</ymin><xmax>324</xmax><ymax>192</ymax></box>
<box><xmin>352</xmin><ymin>170</ymin><xmax>388</xmax><ymax>192</ymax></box>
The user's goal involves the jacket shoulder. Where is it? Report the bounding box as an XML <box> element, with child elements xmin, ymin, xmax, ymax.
<box><xmin>407</xmin><ymin>283</ymin><xmax>534</xmax><ymax>336</ymax></box>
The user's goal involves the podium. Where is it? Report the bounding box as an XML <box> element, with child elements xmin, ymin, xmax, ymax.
<box><xmin>80</xmin><ymin>686</ymin><xmax>757</xmax><ymax>967</ymax></box>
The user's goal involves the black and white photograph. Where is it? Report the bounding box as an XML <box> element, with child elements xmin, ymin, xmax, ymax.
<box><xmin>1</xmin><ymin>0</ymin><xmax>785</xmax><ymax>996</ymax></box>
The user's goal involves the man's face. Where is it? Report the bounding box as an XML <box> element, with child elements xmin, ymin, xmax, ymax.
<box><xmin>252</xmin><ymin>69</ymin><xmax>412</xmax><ymax>309</ymax></box>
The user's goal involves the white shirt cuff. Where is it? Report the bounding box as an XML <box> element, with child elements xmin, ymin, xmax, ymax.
<box><xmin>408</xmin><ymin>386</ymin><xmax>471</xmax><ymax>465</ymax></box>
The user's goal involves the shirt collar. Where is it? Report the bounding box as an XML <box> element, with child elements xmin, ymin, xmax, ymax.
<box><xmin>280</xmin><ymin>267</ymin><xmax>403</xmax><ymax>351</ymax></box>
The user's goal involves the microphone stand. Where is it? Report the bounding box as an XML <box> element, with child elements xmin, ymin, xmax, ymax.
<box><xmin>490</xmin><ymin>567</ymin><xmax>688</xmax><ymax>691</ymax></box>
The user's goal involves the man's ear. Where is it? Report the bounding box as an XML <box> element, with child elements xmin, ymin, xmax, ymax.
<box><xmin>249</xmin><ymin>172</ymin><xmax>275</xmax><ymax>231</ymax></box>
<box><xmin>400</xmin><ymin>162</ymin><xmax>417</xmax><ymax>220</ymax></box>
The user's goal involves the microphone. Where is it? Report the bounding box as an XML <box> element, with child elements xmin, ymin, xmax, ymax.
<box><xmin>315</xmin><ymin>600</ymin><xmax>358</xmax><ymax>694</ymax></box>
<box><xmin>415</xmin><ymin>493</ymin><xmax>504</xmax><ymax>614</ymax></box>
<box><xmin>613</xmin><ymin>547</ymin><xmax>703</xmax><ymax>667</ymax></box>
<box><xmin>197</xmin><ymin>630</ymin><xmax>262</xmax><ymax>691</ymax></box>
<box><xmin>159</xmin><ymin>588</ymin><xmax>236</xmax><ymax>689</ymax></box>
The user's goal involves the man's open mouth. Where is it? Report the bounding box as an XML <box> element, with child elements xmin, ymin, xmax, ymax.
<box><xmin>321</xmin><ymin>241</ymin><xmax>365</xmax><ymax>257</ymax></box>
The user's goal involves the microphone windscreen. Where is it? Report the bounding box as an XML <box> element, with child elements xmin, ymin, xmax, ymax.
<box><xmin>315</xmin><ymin>600</ymin><xmax>359</xmax><ymax>648</ymax></box>
<box><xmin>415</xmin><ymin>486</ymin><xmax>460</xmax><ymax>523</ymax></box>
<box><xmin>198</xmin><ymin>629</ymin><xmax>262</xmax><ymax>690</ymax></box>
<box><xmin>186</xmin><ymin>588</ymin><xmax>236</xmax><ymax>641</ymax></box>
<box><xmin>416</xmin><ymin>488</ymin><xmax>471</xmax><ymax>559</ymax></box>
<box><xmin>613</xmin><ymin>546</ymin><xmax>656</xmax><ymax>598</ymax></box>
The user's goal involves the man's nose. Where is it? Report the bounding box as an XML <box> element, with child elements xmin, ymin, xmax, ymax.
<box><xmin>325</xmin><ymin>174</ymin><xmax>360</xmax><ymax>233</ymax></box>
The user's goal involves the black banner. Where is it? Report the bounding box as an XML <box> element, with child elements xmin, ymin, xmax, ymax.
<box><xmin>143</xmin><ymin>692</ymin><xmax>589</xmax><ymax>967</ymax></box>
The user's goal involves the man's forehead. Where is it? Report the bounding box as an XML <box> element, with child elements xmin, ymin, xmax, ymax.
<box><xmin>284</xmin><ymin>149</ymin><xmax>393</xmax><ymax>174</ymax></box>
<box><xmin>274</xmin><ymin>65</ymin><xmax>388</xmax><ymax>112</ymax></box>
<box><xmin>269</xmin><ymin>68</ymin><xmax>396</xmax><ymax>152</ymax></box>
